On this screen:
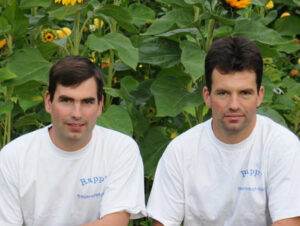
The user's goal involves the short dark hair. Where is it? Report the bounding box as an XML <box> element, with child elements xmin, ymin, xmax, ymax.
<box><xmin>48</xmin><ymin>56</ymin><xmax>104</xmax><ymax>102</ymax></box>
<box><xmin>205</xmin><ymin>36</ymin><xmax>263</xmax><ymax>92</ymax></box>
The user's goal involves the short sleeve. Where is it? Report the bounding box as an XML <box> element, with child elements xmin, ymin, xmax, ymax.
<box><xmin>0</xmin><ymin>148</ymin><xmax>23</xmax><ymax>226</ymax></box>
<box><xmin>147</xmin><ymin>143</ymin><xmax>184</xmax><ymax>226</ymax></box>
<box><xmin>99</xmin><ymin>140</ymin><xmax>146</xmax><ymax>219</ymax></box>
<box><xmin>267</xmin><ymin>134</ymin><xmax>300</xmax><ymax>222</ymax></box>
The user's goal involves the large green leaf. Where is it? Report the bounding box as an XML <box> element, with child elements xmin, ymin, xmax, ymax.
<box><xmin>274</xmin><ymin>16</ymin><xmax>300</xmax><ymax>36</ymax></box>
<box><xmin>128</xmin><ymin>3</ymin><xmax>155</xmax><ymax>26</ymax></box>
<box><xmin>2</xmin><ymin>4</ymin><xmax>28</xmax><ymax>36</ymax></box>
<box><xmin>0</xmin><ymin>68</ymin><xmax>17</xmax><ymax>82</ymax></box>
<box><xmin>180</xmin><ymin>41</ymin><xmax>205</xmax><ymax>81</ymax></box>
<box><xmin>19</xmin><ymin>0</ymin><xmax>50</xmax><ymax>8</ymax></box>
<box><xmin>143</xmin><ymin>18</ymin><xmax>175</xmax><ymax>36</ymax></box>
<box><xmin>140</xmin><ymin>126</ymin><xmax>170</xmax><ymax>178</ymax></box>
<box><xmin>0</xmin><ymin>17</ymin><xmax>11</xmax><ymax>34</ymax></box>
<box><xmin>48</xmin><ymin>5</ymin><xmax>82</xmax><ymax>20</ymax></box>
<box><xmin>97</xmin><ymin>5</ymin><xmax>132</xmax><ymax>24</ymax></box>
<box><xmin>98</xmin><ymin>105</ymin><xmax>133</xmax><ymax>136</ymax></box>
<box><xmin>151</xmin><ymin>68</ymin><xmax>202</xmax><ymax>117</ymax></box>
<box><xmin>86</xmin><ymin>33</ymin><xmax>138</xmax><ymax>69</ymax></box>
<box><xmin>276</xmin><ymin>41</ymin><xmax>300</xmax><ymax>54</ymax></box>
<box><xmin>5</xmin><ymin>48</ymin><xmax>51</xmax><ymax>86</ymax></box>
<box><xmin>233</xmin><ymin>19</ymin><xmax>288</xmax><ymax>45</ymax></box>
<box><xmin>119</xmin><ymin>76</ymin><xmax>139</xmax><ymax>102</ymax></box>
<box><xmin>139</xmin><ymin>37</ymin><xmax>181</xmax><ymax>68</ymax></box>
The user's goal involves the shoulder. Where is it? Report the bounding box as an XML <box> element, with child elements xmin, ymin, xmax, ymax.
<box><xmin>162</xmin><ymin>120</ymin><xmax>209</xmax><ymax>160</ymax></box>
<box><xmin>94</xmin><ymin>125</ymin><xmax>138</xmax><ymax>146</ymax></box>
<box><xmin>257</xmin><ymin>115</ymin><xmax>299</xmax><ymax>144</ymax></box>
<box><xmin>0</xmin><ymin>127</ymin><xmax>47</xmax><ymax>159</ymax></box>
<box><xmin>93</xmin><ymin>125</ymin><xmax>140</xmax><ymax>157</ymax></box>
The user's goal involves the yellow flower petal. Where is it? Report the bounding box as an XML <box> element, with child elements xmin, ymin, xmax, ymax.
<box><xmin>265</xmin><ymin>0</ymin><xmax>274</xmax><ymax>10</ymax></box>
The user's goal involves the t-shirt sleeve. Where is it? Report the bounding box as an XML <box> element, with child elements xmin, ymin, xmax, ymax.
<box><xmin>99</xmin><ymin>139</ymin><xmax>146</xmax><ymax>219</ymax></box>
<box><xmin>0</xmin><ymin>147</ymin><xmax>23</xmax><ymax>226</ymax></box>
<box><xmin>267</xmin><ymin>133</ymin><xmax>300</xmax><ymax>222</ymax></box>
<box><xmin>147</xmin><ymin>143</ymin><xmax>184</xmax><ymax>226</ymax></box>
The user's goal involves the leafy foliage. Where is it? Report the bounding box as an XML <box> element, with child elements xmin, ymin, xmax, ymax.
<box><xmin>1</xmin><ymin>0</ymin><xmax>300</xmax><ymax>224</ymax></box>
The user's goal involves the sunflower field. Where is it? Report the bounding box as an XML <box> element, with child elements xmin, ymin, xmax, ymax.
<box><xmin>0</xmin><ymin>0</ymin><xmax>300</xmax><ymax>224</ymax></box>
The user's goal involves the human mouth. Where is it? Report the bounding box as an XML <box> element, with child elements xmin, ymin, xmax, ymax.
<box><xmin>66</xmin><ymin>122</ymin><xmax>85</xmax><ymax>131</ymax></box>
<box><xmin>224</xmin><ymin>114</ymin><xmax>244</xmax><ymax>122</ymax></box>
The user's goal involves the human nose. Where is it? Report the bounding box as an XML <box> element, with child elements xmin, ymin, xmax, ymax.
<box><xmin>71</xmin><ymin>102</ymin><xmax>82</xmax><ymax>119</ymax></box>
<box><xmin>228</xmin><ymin>94</ymin><xmax>239</xmax><ymax>111</ymax></box>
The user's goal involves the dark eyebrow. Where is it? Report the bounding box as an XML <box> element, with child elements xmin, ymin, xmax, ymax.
<box><xmin>58</xmin><ymin>95</ymin><xmax>74</xmax><ymax>101</ymax></box>
<box><xmin>240</xmin><ymin>88</ymin><xmax>255</xmax><ymax>93</ymax></box>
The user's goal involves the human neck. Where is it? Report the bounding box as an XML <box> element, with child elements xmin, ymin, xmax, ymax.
<box><xmin>211</xmin><ymin>119</ymin><xmax>256</xmax><ymax>144</ymax></box>
<box><xmin>48</xmin><ymin>127</ymin><xmax>91</xmax><ymax>152</ymax></box>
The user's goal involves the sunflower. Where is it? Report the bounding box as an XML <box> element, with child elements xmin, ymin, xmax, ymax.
<box><xmin>0</xmin><ymin>39</ymin><xmax>7</xmax><ymax>49</ymax></box>
<box><xmin>280</xmin><ymin>12</ymin><xmax>290</xmax><ymax>18</ymax></box>
<box><xmin>56</xmin><ymin>27</ymin><xmax>72</xmax><ymax>39</ymax></box>
<box><xmin>225</xmin><ymin>0</ymin><xmax>251</xmax><ymax>9</ymax></box>
<box><xmin>54</xmin><ymin>0</ymin><xmax>83</xmax><ymax>5</ymax></box>
<box><xmin>94</xmin><ymin>18</ymin><xmax>104</xmax><ymax>29</ymax></box>
<box><xmin>41</xmin><ymin>29</ymin><xmax>57</xmax><ymax>43</ymax></box>
<box><xmin>265</xmin><ymin>0</ymin><xmax>274</xmax><ymax>10</ymax></box>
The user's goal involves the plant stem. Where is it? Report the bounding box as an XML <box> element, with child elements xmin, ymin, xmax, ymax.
<box><xmin>205</xmin><ymin>19</ymin><xmax>215</xmax><ymax>52</ymax></box>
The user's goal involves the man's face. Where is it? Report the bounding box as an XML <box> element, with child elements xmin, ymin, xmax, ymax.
<box><xmin>203</xmin><ymin>69</ymin><xmax>264</xmax><ymax>143</ymax></box>
<box><xmin>45</xmin><ymin>77</ymin><xmax>102</xmax><ymax>151</ymax></box>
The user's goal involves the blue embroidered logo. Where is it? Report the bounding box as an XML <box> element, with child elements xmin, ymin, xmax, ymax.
<box><xmin>77</xmin><ymin>192</ymin><xmax>105</xmax><ymax>199</ymax></box>
<box><xmin>240</xmin><ymin>169</ymin><xmax>262</xmax><ymax>178</ymax></box>
<box><xmin>80</xmin><ymin>176</ymin><xmax>107</xmax><ymax>186</ymax></box>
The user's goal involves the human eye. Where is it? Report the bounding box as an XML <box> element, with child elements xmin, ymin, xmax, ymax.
<box><xmin>240</xmin><ymin>90</ymin><xmax>253</xmax><ymax>97</ymax></box>
<box><xmin>216</xmin><ymin>90</ymin><xmax>228</xmax><ymax>96</ymax></box>
<box><xmin>82</xmin><ymin>98</ymin><xmax>96</xmax><ymax>105</ymax></box>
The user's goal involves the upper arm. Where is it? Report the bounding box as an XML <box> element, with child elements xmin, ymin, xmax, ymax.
<box><xmin>100</xmin><ymin>139</ymin><xmax>146</xmax><ymax>219</ymax></box>
<box><xmin>147</xmin><ymin>144</ymin><xmax>184</xmax><ymax>226</ymax></box>
<box><xmin>0</xmin><ymin>149</ymin><xmax>23</xmax><ymax>225</ymax></box>
<box><xmin>81</xmin><ymin>211</ymin><xmax>129</xmax><ymax>226</ymax></box>
<box><xmin>272</xmin><ymin>217</ymin><xmax>300</xmax><ymax>226</ymax></box>
<box><xmin>267</xmin><ymin>135</ymin><xmax>300</xmax><ymax>222</ymax></box>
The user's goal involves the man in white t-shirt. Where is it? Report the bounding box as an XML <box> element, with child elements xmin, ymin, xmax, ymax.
<box><xmin>147</xmin><ymin>37</ymin><xmax>300</xmax><ymax>226</ymax></box>
<box><xmin>0</xmin><ymin>56</ymin><xmax>146</xmax><ymax>226</ymax></box>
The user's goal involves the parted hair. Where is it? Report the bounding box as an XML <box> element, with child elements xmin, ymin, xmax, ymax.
<box><xmin>48</xmin><ymin>56</ymin><xmax>104</xmax><ymax>102</ymax></box>
<box><xmin>205</xmin><ymin>36</ymin><xmax>263</xmax><ymax>92</ymax></box>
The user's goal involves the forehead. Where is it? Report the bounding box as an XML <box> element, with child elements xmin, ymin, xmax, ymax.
<box><xmin>211</xmin><ymin>69</ymin><xmax>257</xmax><ymax>90</ymax></box>
<box><xmin>54</xmin><ymin>77</ymin><xmax>98</xmax><ymax>98</ymax></box>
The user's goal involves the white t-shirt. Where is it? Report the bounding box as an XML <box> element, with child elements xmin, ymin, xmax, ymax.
<box><xmin>0</xmin><ymin>125</ymin><xmax>146</xmax><ymax>226</ymax></box>
<box><xmin>147</xmin><ymin>115</ymin><xmax>300</xmax><ymax>226</ymax></box>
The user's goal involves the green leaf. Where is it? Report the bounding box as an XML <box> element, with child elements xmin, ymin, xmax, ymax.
<box><xmin>139</xmin><ymin>37</ymin><xmax>181</xmax><ymax>68</ymax></box>
<box><xmin>5</xmin><ymin>48</ymin><xmax>51</xmax><ymax>86</ymax></box>
<box><xmin>157</xmin><ymin>0</ymin><xmax>189</xmax><ymax>6</ymax></box>
<box><xmin>2</xmin><ymin>3</ymin><xmax>29</xmax><ymax>37</ymax></box>
<box><xmin>0</xmin><ymin>101</ymin><xmax>14</xmax><ymax>115</ymax></box>
<box><xmin>276</xmin><ymin>41</ymin><xmax>300</xmax><ymax>54</ymax></box>
<box><xmin>180</xmin><ymin>41</ymin><xmax>205</xmax><ymax>81</ymax></box>
<box><xmin>140</xmin><ymin>127</ymin><xmax>170</xmax><ymax>178</ymax></box>
<box><xmin>128</xmin><ymin>3</ymin><xmax>155</xmax><ymax>26</ymax></box>
<box><xmin>13</xmin><ymin>113</ymin><xmax>40</xmax><ymax>129</ymax></box>
<box><xmin>274</xmin><ymin>16</ymin><xmax>300</xmax><ymax>36</ymax></box>
<box><xmin>143</xmin><ymin>18</ymin><xmax>175</xmax><ymax>36</ymax></box>
<box><xmin>293</xmin><ymin>0</ymin><xmax>300</xmax><ymax>6</ymax></box>
<box><xmin>120</xmin><ymin>76</ymin><xmax>139</xmax><ymax>101</ymax></box>
<box><xmin>48</xmin><ymin>5</ymin><xmax>82</xmax><ymax>20</ymax></box>
<box><xmin>19</xmin><ymin>0</ymin><xmax>50</xmax><ymax>8</ymax></box>
<box><xmin>233</xmin><ymin>19</ymin><xmax>288</xmax><ymax>45</ymax></box>
<box><xmin>0</xmin><ymin>17</ymin><xmax>11</xmax><ymax>34</ymax></box>
<box><xmin>98</xmin><ymin>105</ymin><xmax>133</xmax><ymax>136</ymax></box>
<box><xmin>165</xmin><ymin>8</ymin><xmax>194</xmax><ymax>27</ymax></box>
<box><xmin>97</xmin><ymin>5</ymin><xmax>132</xmax><ymax>24</ymax></box>
<box><xmin>86</xmin><ymin>33</ymin><xmax>138</xmax><ymax>70</ymax></box>
<box><xmin>151</xmin><ymin>68</ymin><xmax>202</xmax><ymax>117</ymax></box>
<box><xmin>0</xmin><ymin>68</ymin><xmax>17</xmax><ymax>82</ymax></box>
<box><xmin>157</xmin><ymin>28</ymin><xmax>199</xmax><ymax>38</ymax></box>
